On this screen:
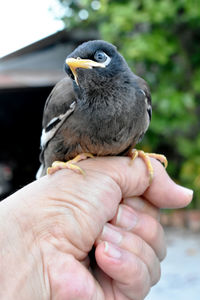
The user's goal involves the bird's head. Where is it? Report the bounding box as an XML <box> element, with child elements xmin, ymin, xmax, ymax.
<box><xmin>64</xmin><ymin>40</ymin><xmax>131</xmax><ymax>92</ymax></box>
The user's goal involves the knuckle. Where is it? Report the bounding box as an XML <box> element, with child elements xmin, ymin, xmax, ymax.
<box><xmin>152</xmin><ymin>263</ymin><xmax>161</xmax><ymax>286</ymax></box>
<box><xmin>133</xmin><ymin>262</ymin><xmax>150</xmax><ymax>299</ymax></box>
<box><xmin>160</xmin><ymin>238</ymin><xmax>167</xmax><ymax>261</ymax></box>
<box><xmin>147</xmin><ymin>217</ymin><xmax>160</xmax><ymax>244</ymax></box>
<box><xmin>146</xmin><ymin>216</ymin><xmax>166</xmax><ymax>260</ymax></box>
<box><xmin>129</xmin><ymin>234</ymin><xmax>145</xmax><ymax>256</ymax></box>
<box><xmin>150</xmin><ymin>256</ymin><xmax>161</xmax><ymax>286</ymax></box>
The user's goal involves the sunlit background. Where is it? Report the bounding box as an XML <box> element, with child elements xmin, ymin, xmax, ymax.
<box><xmin>0</xmin><ymin>1</ymin><xmax>200</xmax><ymax>299</ymax></box>
<box><xmin>0</xmin><ymin>0</ymin><xmax>63</xmax><ymax>57</ymax></box>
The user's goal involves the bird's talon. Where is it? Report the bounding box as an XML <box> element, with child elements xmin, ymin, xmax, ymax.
<box><xmin>69</xmin><ymin>153</ymin><xmax>94</xmax><ymax>164</ymax></box>
<box><xmin>66</xmin><ymin>163</ymin><xmax>86</xmax><ymax>175</ymax></box>
<box><xmin>47</xmin><ymin>161</ymin><xmax>85</xmax><ymax>176</ymax></box>
<box><xmin>46</xmin><ymin>152</ymin><xmax>93</xmax><ymax>176</ymax></box>
<box><xmin>129</xmin><ymin>149</ymin><xmax>139</xmax><ymax>165</ymax></box>
<box><xmin>47</xmin><ymin>165</ymin><xmax>62</xmax><ymax>175</ymax></box>
<box><xmin>128</xmin><ymin>149</ymin><xmax>167</xmax><ymax>184</ymax></box>
<box><xmin>149</xmin><ymin>171</ymin><xmax>154</xmax><ymax>184</ymax></box>
<box><xmin>52</xmin><ymin>161</ymin><xmax>67</xmax><ymax>168</ymax></box>
<box><xmin>146</xmin><ymin>153</ymin><xmax>168</xmax><ymax>169</ymax></box>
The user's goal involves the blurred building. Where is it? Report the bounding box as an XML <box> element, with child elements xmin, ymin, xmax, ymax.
<box><xmin>0</xmin><ymin>29</ymin><xmax>97</xmax><ymax>199</ymax></box>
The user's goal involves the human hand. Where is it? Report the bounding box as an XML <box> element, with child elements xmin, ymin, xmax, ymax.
<box><xmin>0</xmin><ymin>157</ymin><xmax>192</xmax><ymax>300</ymax></box>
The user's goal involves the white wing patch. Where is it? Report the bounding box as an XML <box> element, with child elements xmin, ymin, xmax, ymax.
<box><xmin>40</xmin><ymin>101</ymin><xmax>76</xmax><ymax>150</ymax></box>
<box><xmin>36</xmin><ymin>164</ymin><xmax>44</xmax><ymax>180</ymax></box>
<box><xmin>46</xmin><ymin>117</ymin><xmax>60</xmax><ymax>128</ymax></box>
<box><xmin>140</xmin><ymin>89</ymin><xmax>146</xmax><ymax>97</ymax></box>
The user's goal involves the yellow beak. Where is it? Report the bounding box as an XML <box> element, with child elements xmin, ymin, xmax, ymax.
<box><xmin>65</xmin><ymin>57</ymin><xmax>105</xmax><ymax>85</ymax></box>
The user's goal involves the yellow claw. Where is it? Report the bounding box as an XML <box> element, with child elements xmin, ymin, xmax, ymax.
<box><xmin>47</xmin><ymin>161</ymin><xmax>85</xmax><ymax>175</ymax></box>
<box><xmin>68</xmin><ymin>153</ymin><xmax>94</xmax><ymax>164</ymax></box>
<box><xmin>146</xmin><ymin>153</ymin><xmax>168</xmax><ymax>169</ymax></box>
<box><xmin>128</xmin><ymin>149</ymin><xmax>168</xmax><ymax>184</ymax></box>
<box><xmin>129</xmin><ymin>149</ymin><xmax>138</xmax><ymax>164</ymax></box>
<box><xmin>65</xmin><ymin>163</ymin><xmax>86</xmax><ymax>175</ymax></box>
<box><xmin>47</xmin><ymin>153</ymin><xmax>94</xmax><ymax>176</ymax></box>
<box><xmin>52</xmin><ymin>161</ymin><xmax>67</xmax><ymax>168</ymax></box>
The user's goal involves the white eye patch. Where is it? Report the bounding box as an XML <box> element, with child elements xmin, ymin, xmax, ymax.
<box><xmin>103</xmin><ymin>54</ymin><xmax>111</xmax><ymax>66</ymax></box>
<box><xmin>94</xmin><ymin>50</ymin><xmax>111</xmax><ymax>66</ymax></box>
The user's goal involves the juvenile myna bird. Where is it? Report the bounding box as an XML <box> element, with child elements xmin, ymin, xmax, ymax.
<box><xmin>36</xmin><ymin>40</ymin><xmax>167</xmax><ymax>179</ymax></box>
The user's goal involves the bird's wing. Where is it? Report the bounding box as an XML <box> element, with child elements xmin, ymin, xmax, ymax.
<box><xmin>134</xmin><ymin>76</ymin><xmax>152</xmax><ymax>122</ymax></box>
<box><xmin>36</xmin><ymin>77</ymin><xmax>76</xmax><ymax>179</ymax></box>
<box><xmin>127</xmin><ymin>76</ymin><xmax>152</xmax><ymax>147</ymax></box>
<box><xmin>138</xmin><ymin>86</ymin><xmax>152</xmax><ymax>122</ymax></box>
<box><xmin>41</xmin><ymin>77</ymin><xmax>76</xmax><ymax>149</ymax></box>
<box><xmin>42</xmin><ymin>77</ymin><xmax>76</xmax><ymax>128</ymax></box>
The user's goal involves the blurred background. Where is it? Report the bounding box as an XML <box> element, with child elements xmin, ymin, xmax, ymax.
<box><xmin>0</xmin><ymin>0</ymin><xmax>200</xmax><ymax>298</ymax></box>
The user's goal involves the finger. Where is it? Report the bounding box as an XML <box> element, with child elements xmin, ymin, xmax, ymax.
<box><xmin>112</xmin><ymin>204</ymin><xmax>166</xmax><ymax>261</ymax></box>
<box><xmin>123</xmin><ymin>196</ymin><xmax>159</xmax><ymax>220</ymax></box>
<box><xmin>143</xmin><ymin>159</ymin><xmax>193</xmax><ymax>208</ymax></box>
<box><xmin>97</xmin><ymin>223</ymin><xmax>161</xmax><ymax>285</ymax></box>
<box><xmin>95</xmin><ymin>241</ymin><xmax>151</xmax><ymax>300</ymax></box>
<box><xmin>79</xmin><ymin>156</ymin><xmax>193</xmax><ymax>209</ymax></box>
<box><xmin>46</xmin><ymin>248</ymin><xmax>104</xmax><ymax>300</ymax></box>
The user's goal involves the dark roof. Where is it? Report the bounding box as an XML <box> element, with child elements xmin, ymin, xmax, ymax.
<box><xmin>0</xmin><ymin>29</ymin><xmax>98</xmax><ymax>89</ymax></box>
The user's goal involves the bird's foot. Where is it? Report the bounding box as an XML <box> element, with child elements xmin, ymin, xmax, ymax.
<box><xmin>47</xmin><ymin>153</ymin><xmax>94</xmax><ymax>176</ymax></box>
<box><xmin>129</xmin><ymin>149</ymin><xmax>168</xmax><ymax>183</ymax></box>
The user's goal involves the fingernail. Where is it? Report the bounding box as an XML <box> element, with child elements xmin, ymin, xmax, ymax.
<box><xmin>101</xmin><ymin>224</ymin><xmax>122</xmax><ymax>244</ymax></box>
<box><xmin>177</xmin><ymin>185</ymin><xmax>193</xmax><ymax>197</ymax></box>
<box><xmin>116</xmin><ymin>206</ymin><xmax>138</xmax><ymax>230</ymax></box>
<box><xmin>124</xmin><ymin>197</ymin><xmax>145</xmax><ymax>211</ymax></box>
<box><xmin>104</xmin><ymin>241</ymin><xmax>121</xmax><ymax>259</ymax></box>
<box><xmin>124</xmin><ymin>197</ymin><xmax>160</xmax><ymax>220</ymax></box>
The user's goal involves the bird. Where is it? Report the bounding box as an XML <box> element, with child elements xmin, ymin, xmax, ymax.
<box><xmin>36</xmin><ymin>40</ymin><xmax>167</xmax><ymax>180</ymax></box>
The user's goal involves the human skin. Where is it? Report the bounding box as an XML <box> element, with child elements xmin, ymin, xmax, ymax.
<box><xmin>0</xmin><ymin>157</ymin><xmax>193</xmax><ymax>300</ymax></box>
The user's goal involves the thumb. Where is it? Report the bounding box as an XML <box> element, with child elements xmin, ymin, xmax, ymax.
<box><xmin>79</xmin><ymin>156</ymin><xmax>193</xmax><ymax>209</ymax></box>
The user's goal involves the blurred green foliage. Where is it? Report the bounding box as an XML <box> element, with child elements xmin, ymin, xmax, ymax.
<box><xmin>55</xmin><ymin>0</ymin><xmax>200</xmax><ymax>207</ymax></box>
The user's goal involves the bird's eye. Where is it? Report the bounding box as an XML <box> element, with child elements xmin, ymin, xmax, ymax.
<box><xmin>94</xmin><ymin>51</ymin><xmax>111</xmax><ymax>66</ymax></box>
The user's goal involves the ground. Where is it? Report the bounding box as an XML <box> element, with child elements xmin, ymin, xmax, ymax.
<box><xmin>146</xmin><ymin>228</ymin><xmax>200</xmax><ymax>300</ymax></box>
